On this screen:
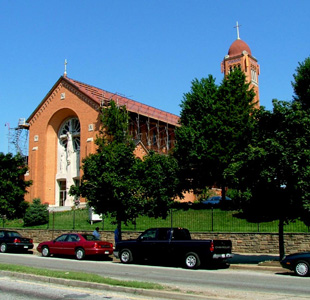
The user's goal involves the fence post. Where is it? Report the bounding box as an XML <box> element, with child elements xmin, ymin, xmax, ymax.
<box><xmin>170</xmin><ymin>209</ymin><xmax>173</xmax><ymax>229</ymax></box>
<box><xmin>102</xmin><ymin>218</ymin><xmax>104</xmax><ymax>230</ymax></box>
<box><xmin>258</xmin><ymin>222</ymin><xmax>260</xmax><ymax>232</ymax></box>
<box><xmin>52</xmin><ymin>211</ymin><xmax>55</xmax><ymax>239</ymax></box>
<box><xmin>2</xmin><ymin>215</ymin><xmax>6</xmax><ymax>228</ymax></box>
<box><xmin>211</xmin><ymin>208</ymin><xmax>214</xmax><ymax>232</ymax></box>
<box><xmin>73</xmin><ymin>209</ymin><xmax>75</xmax><ymax>230</ymax></box>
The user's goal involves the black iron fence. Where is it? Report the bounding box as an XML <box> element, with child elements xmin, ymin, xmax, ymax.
<box><xmin>2</xmin><ymin>208</ymin><xmax>309</xmax><ymax>233</ymax></box>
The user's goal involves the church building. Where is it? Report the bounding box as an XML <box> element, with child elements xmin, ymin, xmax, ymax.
<box><xmin>25</xmin><ymin>23</ymin><xmax>259</xmax><ymax>208</ymax></box>
<box><xmin>25</xmin><ymin>74</ymin><xmax>179</xmax><ymax>208</ymax></box>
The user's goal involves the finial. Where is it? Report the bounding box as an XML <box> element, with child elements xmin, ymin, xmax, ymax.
<box><xmin>234</xmin><ymin>21</ymin><xmax>241</xmax><ymax>40</ymax></box>
<box><xmin>64</xmin><ymin>59</ymin><xmax>67</xmax><ymax>77</ymax></box>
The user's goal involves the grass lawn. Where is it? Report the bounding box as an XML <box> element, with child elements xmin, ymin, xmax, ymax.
<box><xmin>2</xmin><ymin>207</ymin><xmax>309</xmax><ymax>233</ymax></box>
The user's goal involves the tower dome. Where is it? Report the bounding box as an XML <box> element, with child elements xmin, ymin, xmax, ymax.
<box><xmin>228</xmin><ymin>39</ymin><xmax>252</xmax><ymax>56</ymax></box>
<box><xmin>221</xmin><ymin>22</ymin><xmax>260</xmax><ymax>107</ymax></box>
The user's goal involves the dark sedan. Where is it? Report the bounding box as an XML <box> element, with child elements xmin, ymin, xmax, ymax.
<box><xmin>281</xmin><ymin>252</ymin><xmax>310</xmax><ymax>276</ymax></box>
<box><xmin>37</xmin><ymin>233</ymin><xmax>113</xmax><ymax>260</ymax></box>
<box><xmin>202</xmin><ymin>196</ymin><xmax>231</xmax><ymax>205</ymax></box>
<box><xmin>0</xmin><ymin>230</ymin><xmax>34</xmax><ymax>253</ymax></box>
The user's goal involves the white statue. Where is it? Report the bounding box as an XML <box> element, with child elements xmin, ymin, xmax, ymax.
<box><xmin>66</xmin><ymin>131</ymin><xmax>74</xmax><ymax>165</ymax></box>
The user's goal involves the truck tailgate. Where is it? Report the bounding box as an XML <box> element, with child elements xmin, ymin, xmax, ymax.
<box><xmin>213</xmin><ymin>240</ymin><xmax>232</xmax><ymax>253</ymax></box>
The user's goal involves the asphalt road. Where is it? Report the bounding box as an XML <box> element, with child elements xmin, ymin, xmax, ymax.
<box><xmin>0</xmin><ymin>252</ymin><xmax>309</xmax><ymax>300</ymax></box>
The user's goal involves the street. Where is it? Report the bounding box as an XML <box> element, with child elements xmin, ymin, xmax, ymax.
<box><xmin>0</xmin><ymin>252</ymin><xmax>309</xmax><ymax>299</ymax></box>
<box><xmin>0</xmin><ymin>275</ymin><xmax>159</xmax><ymax>300</ymax></box>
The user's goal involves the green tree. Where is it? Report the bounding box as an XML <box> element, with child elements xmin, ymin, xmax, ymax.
<box><xmin>0</xmin><ymin>153</ymin><xmax>32</xmax><ymax>219</ymax></box>
<box><xmin>226</xmin><ymin>100</ymin><xmax>310</xmax><ymax>259</ymax></box>
<box><xmin>292</xmin><ymin>56</ymin><xmax>310</xmax><ymax>110</ymax></box>
<box><xmin>71</xmin><ymin>101</ymin><xmax>141</xmax><ymax>240</ymax></box>
<box><xmin>174</xmin><ymin>69</ymin><xmax>256</xmax><ymax>200</ymax></box>
<box><xmin>71</xmin><ymin>101</ymin><xmax>181</xmax><ymax>240</ymax></box>
<box><xmin>137</xmin><ymin>151</ymin><xmax>181</xmax><ymax>219</ymax></box>
<box><xmin>23</xmin><ymin>198</ymin><xmax>49</xmax><ymax>226</ymax></box>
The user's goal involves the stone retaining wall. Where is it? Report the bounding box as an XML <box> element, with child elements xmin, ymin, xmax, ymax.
<box><xmin>9</xmin><ymin>229</ymin><xmax>310</xmax><ymax>255</ymax></box>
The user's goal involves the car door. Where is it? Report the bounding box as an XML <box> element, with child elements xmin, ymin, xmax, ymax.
<box><xmin>138</xmin><ymin>229</ymin><xmax>168</xmax><ymax>260</ymax></box>
<box><xmin>65</xmin><ymin>234</ymin><xmax>80</xmax><ymax>255</ymax></box>
<box><xmin>50</xmin><ymin>234</ymin><xmax>68</xmax><ymax>255</ymax></box>
<box><xmin>0</xmin><ymin>231</ymin><xmax>5</xmax><ymax>244</ymax></box>
<box><xmin>153</xmin><ymin>228</ymin><xmax>171</xmax><ymax>260</ymax></box>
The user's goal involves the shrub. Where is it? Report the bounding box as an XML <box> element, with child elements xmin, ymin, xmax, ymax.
<box><xmin>23</xmin><ymin>198</ymin><xmax>49</xmax><ymax>226</ymax></box>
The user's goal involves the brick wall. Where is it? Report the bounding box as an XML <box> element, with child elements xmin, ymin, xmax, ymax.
<box><xmin>12</xmin><ymin>229</ymin><xmax>310</xmax><ymax>255</ymax></box>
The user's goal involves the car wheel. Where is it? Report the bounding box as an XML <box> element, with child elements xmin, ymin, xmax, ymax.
<box><xmin>75</xmin><ymin>248</ymin><xmax>85</xmax><ymax>260</ymax></box>
<box><xmin>295</xmin><ymin>260</ymin><xmax>310</xmax><ymax>277</ymax></box>
<box><xmin>185</xmin><ymin>252</ymin><xmax>201</xmax><ymax>269</ymax></box>
<box><xmin>41</xmin><ymin>246</ymin><xmax>50</xmax><ymax>257</ymax></box>
<box><xmin>0</xmin><ymin>243</ymin><xmax>7</xmax><ymax>253</ymax></box>
<box><xmin>120</xmin><ymin>249</ymin><xmax>133</xmax><ymax>264</ymax></box>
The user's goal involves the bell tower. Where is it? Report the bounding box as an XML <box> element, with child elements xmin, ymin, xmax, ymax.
<box><xmin>221</xmin><ymin>22</ymin><xmax>260</xmax><ymax>106</ymax></box>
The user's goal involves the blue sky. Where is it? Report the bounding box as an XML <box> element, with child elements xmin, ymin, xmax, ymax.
<box><xmin>1</xmin><ymin>0</ymin><xmax>310</xmax><ymax>155</ymax></box>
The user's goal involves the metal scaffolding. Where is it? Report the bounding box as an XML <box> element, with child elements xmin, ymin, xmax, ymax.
<box><xmin>7</xmin><ymin>118</ymin><xmax>29</xmax><ymax>160</ymax></box>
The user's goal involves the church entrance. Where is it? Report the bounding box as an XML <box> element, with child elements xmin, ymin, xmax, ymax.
<box><xmin>59</xmin><ymin>180</ymin><xmax>67</xmax><ymax>206</ymax></box>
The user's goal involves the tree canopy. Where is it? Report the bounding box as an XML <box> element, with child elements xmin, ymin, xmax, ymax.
<box><xmin>71</xmin><ymin>101</ymin><xmax>180</xmax><ymax>239</ymax></box>
<box><xmin>0</xmin><ymin>152</ymin><xmax>32</xmax><ymax>219</ymax></box>
<box><xmin>137</xmin><ymin>150</ymin><xmax>181</xmax><ymax>219</ymax></box>
<box><xmin>292</xmin><ymin>56</ymin><xmax>310</xmax><ymax>110</ymax></box>
<box><xmin>70</xmin><ymin>102</ymin><xmax>141</xmax><ymax>238</ymax></box>
<box><xmin>225</xmin><ymin>100</ymin><xmax>310</xmax><ymax>258</ymax></box>
<box><xmin>174</xmin><ymin>69</ymin><xmax>256</xmax><ymax>199</ymax></box>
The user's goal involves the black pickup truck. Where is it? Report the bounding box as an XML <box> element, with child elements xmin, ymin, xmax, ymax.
<box><xmin>114</xmin><ymin>227</ymin><xmax>233</xmax><ymax>269</ymax></box>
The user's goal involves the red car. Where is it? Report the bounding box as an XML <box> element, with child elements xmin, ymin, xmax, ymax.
<box><xmin>37</xmin><ymin>233</ymin><xmax>113</xmax><ymax>260</ymax></box>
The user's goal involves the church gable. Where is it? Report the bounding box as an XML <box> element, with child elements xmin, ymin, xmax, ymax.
<box><xmin>27</xmin><ymin>77</ymin><xmax>100</xmax><ymax>126</ymax></box>
<box><xmin>26</xmin><ymin>75</ymin><xmax>179</xmax><ymax>207</ymax></box>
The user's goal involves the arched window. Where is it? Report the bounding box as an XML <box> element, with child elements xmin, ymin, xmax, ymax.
<box><xmin>59</xmin><ymin>118</ymin><xmax>80</xmax><ymax>152</ymax></box>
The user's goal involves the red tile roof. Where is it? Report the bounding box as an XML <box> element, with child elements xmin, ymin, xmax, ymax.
<box><xmin>65</xmin><ymin>77</ymin><xmax>180</xmax><ymax>126</ymax></box>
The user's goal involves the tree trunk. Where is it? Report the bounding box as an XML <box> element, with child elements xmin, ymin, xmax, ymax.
<box><xmin>114</xmin><ymin>218</ymin><xmax>122</xmax><ymax>245</ymax></box>
<box><xmin>117</xmin><ymin>220</ymin><xmax>122</xmax><ymax>242</ymax></box>
<box><xmin>278</xmin><ymin>217</ymin><xmax>285</xmax><ymax>260</ymax></box>
<box><xmin>221</xmin><ymin>185</ymin><xmax>226</xmax><ymax>201</ymax></box>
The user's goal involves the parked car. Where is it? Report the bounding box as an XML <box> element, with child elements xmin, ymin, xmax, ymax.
<box><xmin>202</xmin><ymin>196</ymin><xmax>231</xmax><ymax>205</ymax></box>
<box><xmin>114</xmin><ymin>227</ymin><xmax>233</xmax><ymax>269</ymax></box>
<box><xmin>37</xmin><ymin>233</ymin><xmax>113</xmax><ymax>260</ymax></box>
<box><xmin>0</xmin><ymin>230</ymin><xmax>34</xmax><ymax>253</ymax></box>
<box><xmin>280</xmin><ymin>252</ymin><xmax>310</xmax><ymax>276</ymax></box>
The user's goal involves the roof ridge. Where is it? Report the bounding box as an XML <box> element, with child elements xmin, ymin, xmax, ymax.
<box><xmin>65</xmin><ymin>77</ymin><xmax>180</xmax><ymax>122</ymax></box>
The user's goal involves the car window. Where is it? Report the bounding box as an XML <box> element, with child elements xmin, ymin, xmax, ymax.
<box><xmin>0</xmin><ymin>232</ymin><xmax>4</xmax><ymax>238</ymax></box>
<box><xmin>55</xmin><ymin>234</ymin><xmax>68</xmax><ymax>242</ymax></box>
<box><xmin>7</xmin><ymin>231</ymin><xmax>21</xmax><ymax>238</ymax></box>
<box><xmin>140</xmin><ymin>229</ymin><xmax>157</xmax><ymax>240</ymax></box>
<box><xmin>172</xmin><ymin>229</ymin><xmax>191</xmax><ymax>240</ymax></box>
<box><xmin>157</xmin><ymin>229</ymin><xmax>170</xmax><ymax>240</ymax></box>
<box><xmin>67</xmin><ymin>234</ymin><xmax>79</xmax><ymax>242</ymax></box>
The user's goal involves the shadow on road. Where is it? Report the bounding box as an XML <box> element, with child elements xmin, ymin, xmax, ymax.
<box><xmin>230</xmin><ymin>253</ymin><xmax>279</xmax><ymax>265</ymax></box>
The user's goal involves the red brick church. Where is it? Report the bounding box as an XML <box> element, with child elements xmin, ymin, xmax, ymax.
<box><xmin>25</xmin><ymin>24</ymin><xmax>259</xmax><ymax>208</ymax></box>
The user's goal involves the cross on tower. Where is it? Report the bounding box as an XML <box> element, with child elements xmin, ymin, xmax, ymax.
<box><xmin>234</xmin><ymin>21</ymin><xmax>241</xmax><ymax>40</ymax></box>
<box><xmin>64</xmin><ymin>59</ymin><xmax>67</xmax><ymax>77</ymax></box>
